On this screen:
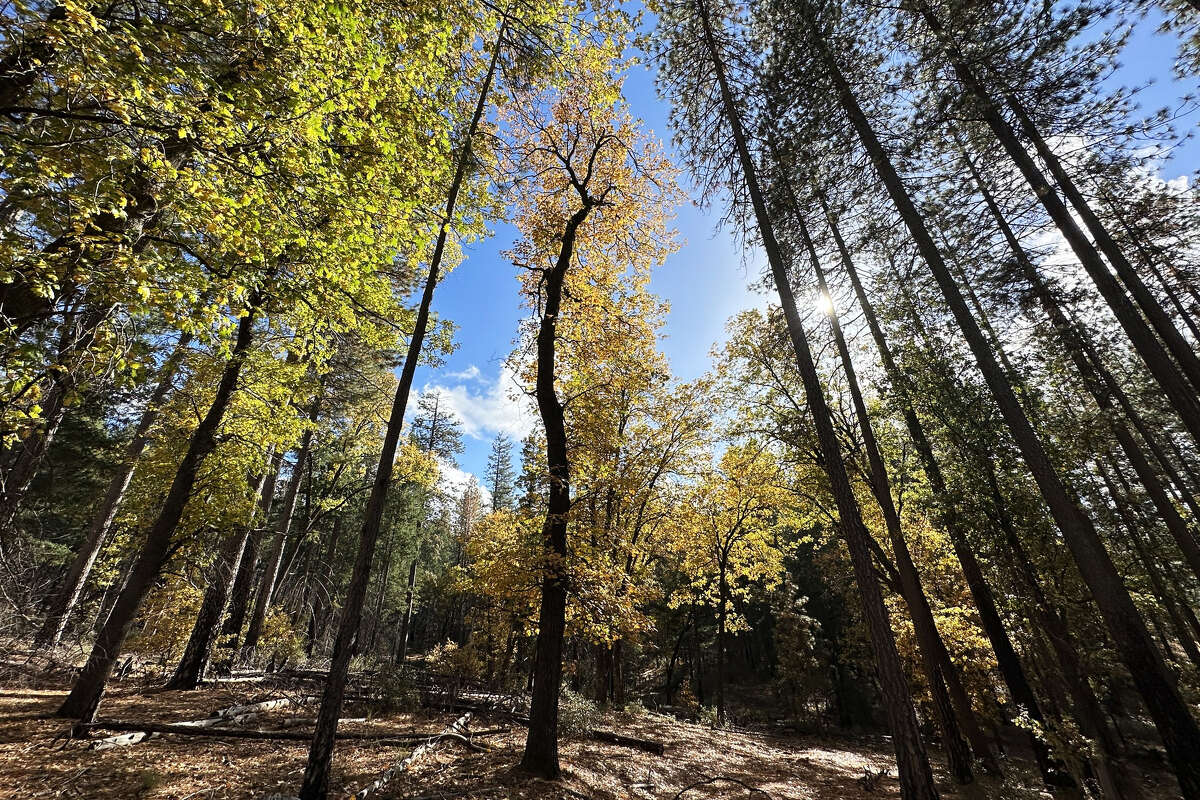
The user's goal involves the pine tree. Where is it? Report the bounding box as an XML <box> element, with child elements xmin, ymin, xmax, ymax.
<box><xmin>486</xmin><ymin>434</ymin><xmax>517</xmax><ymax>511</ymax></box>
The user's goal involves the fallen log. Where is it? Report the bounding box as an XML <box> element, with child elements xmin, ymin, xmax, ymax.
<box><xmin>440</xmin><ymin>701</ymin><xmax>663</xmax><ymax>755</ymax></box>
<box><xmin>86</xmin><ymin>719</ymin><xmax>473</xmax><ymax>745</ymax></box>
<box><xmin>274</xmin><ymin>716</ymin><xmax>367</xmax><ymax>729</ymax></box>
<box><xmin>351</xmin><ymin>712</ymin><xmax>472</xmax><ymax>800</ymax></box>
<box><xmin>216</xmin><ymin>697</ymin><xmax>304</xmax><ymax>717</ymax></box>
<box><xmin>89</xmin><ymin>711</ymin><xmax>263</xmax><ymax>750</ymax></box>
<box><xmin>588</xmin><ymin>729</ymin><xmax>665</xmax><ymax>755</ymax></box>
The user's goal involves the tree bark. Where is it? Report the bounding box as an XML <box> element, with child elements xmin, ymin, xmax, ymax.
<box><xmin>958</xmin><ymin>147</ymin><xmax>1200</xmax><ymax>585</ymax></box>
<box><xmin>519</xmin><ymin>201</ymin><xmax>591</xmax><ymax>780</ymax></box>
<box><xmin>981</xmin><ymin>462</ymin><xmax>1141</xmax><ymax>800</ymax></box>
<box><xmin>165</xmin><ymin>458</ymin><xmax>274</xmax><ymax>690</ymax></box>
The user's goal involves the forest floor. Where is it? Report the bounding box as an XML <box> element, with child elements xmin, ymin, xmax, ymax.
<box><xmin>0</xmin><ymin>652</ymin><xmax>1181</xmax><ymax>799</ymax></box>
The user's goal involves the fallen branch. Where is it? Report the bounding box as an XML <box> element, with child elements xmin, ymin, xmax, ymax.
<box><xmin>351</xmin><ymin>712</ymin><xmax>472</xmax><ymax>800</ymax></box>
<box><xmin>452</xmin><ymin>702</ymin><xmax>662</xmax><ymax>755</ymax></box>
<box><xmin>587</xmin><ymin>729</ymin><xmax>665</xmax><ymax>755</ymax></box>
<box><xmin>86</xmin><ymin>720</ymin><xmax>466</xmax><ymax>746</ymax></box>
<box><xmin>274</xmin><ymin>716</ymin><xmax>367</xmax><ymax>729</ymax></box>
<box><xmin>89</xmin><ymin>712</ymin><xmax>263</xmax><ymax>750</ymax></box>
<box><xmin>215</xmin><ymin>697</ymin><xmax>303</xmax><ymax>717</ymax></box>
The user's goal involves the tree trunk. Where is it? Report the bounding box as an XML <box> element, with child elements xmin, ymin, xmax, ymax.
<box><xmin>244</xmin><ymin>417</ymin><xmax>316</xmax><ymax>654</ymax></box>
<box><xmin>783</xmin><ymin>178</ymin><xmax>981</xmax><ymax>782</ymax></box>
<box><xmin>819</xmin><ymin>29</ymin><xmax>1200</xmax><ymax>797</ymax></box>
<box><xmin>704</xmin><ymin>6</ymin><xmax>939</xmax><ymax>797</ymax></box>
<box><xmin>164</xmin><ymin>526</ymin><xmax>251</xmax><ymax>690</ymax></box>
<box><xmin>296</xmin><ymin>22</ymin><xmax>506</xmax><ymax>800</ymax></box>
<box><xmin>396</xmin><ymin>557</ymin><xmax>418</xmax><ymax>664</ymax></box>
<box><xmin>819</xmin><ymin>191</ymin><xmax>1069</xmax><ymax>787</ymax></box>
<box><xmin>165</xmin><ymin>457</ymin><xmax>274</xmax><ymax>690</ymax></box>
<box><xmin>984</xmin><ymin>451</ymin><xmax>1142</xmax><ymax>800</ymax></box>
<box><xmin>716</xmin><ymin>571</ymin><xmax>728</xmax><ymax>726</ymax></box>
<box><xmin>519</xmin><ymin>200</ymin><xmax>591</xmax><ymax>779</ymax></box>
<box><xmin>221</xmin><ymin>449</ymin><xmax>283</xmax><ymax>649</ymax></box>
<box><xmin>57</xmin><ymin>288</ymin><xmax>264</xmax><ymax>725</ymax></box>
<box><xmin>1003</xmin><ymin>93</ymin><xmax>1200</xmax><ymax>396</ymax></box>
<box><xmin>36</xmin><ymin>329</ymin><xmax>193</xmax><ymax>646</ymax></box>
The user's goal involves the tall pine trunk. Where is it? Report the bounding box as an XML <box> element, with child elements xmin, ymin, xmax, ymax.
<box><xmin>700</xmin><ymin>4</ymin><xmax>939</xmax><ymax>796</ymax></box>
<box><xmin>816</xmin><ymin>32</ymin><xmax>1200</xmax><ymax>796</ymax></box>
<box><xmin>297</xmin><ymin>22</ymin><xmax>505</xmax><ymax>798</ymax></box>
<box><xmin>959</xmin><ymin>147</ymin><xmax>1200</xmax><ymax>583</ymax></box>
<box><xmin>782</xmin><ymin>172</ymin><xmax>985</xmax><ymax>782</ymax></box>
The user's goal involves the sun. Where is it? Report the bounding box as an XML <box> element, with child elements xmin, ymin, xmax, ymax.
<box><xmin>816</xmin><ymin>291</ymin><xmax>835</xmax><ymax>316</ymax></box>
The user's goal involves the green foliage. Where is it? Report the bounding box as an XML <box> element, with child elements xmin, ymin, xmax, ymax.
<box><xmin>557</xmin><ymin>687</ymin><xmax>600</xmax><ymax>737</ymax></box>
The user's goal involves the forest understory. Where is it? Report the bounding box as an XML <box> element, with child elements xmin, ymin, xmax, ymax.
<box><xmin>0</xmin><ymin>641</ymin><xmax>1187</xmax><ymax>800</ymax></box>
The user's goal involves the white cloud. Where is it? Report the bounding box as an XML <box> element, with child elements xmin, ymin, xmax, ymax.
<box><xmin>442</xmin><ymin>364</ymin><xmax>482</xmax><ymax>382</ymax></box>
<box><xmin>419</xmin><ymin>363</ymin><xmax>536</xmax><ymax>441</ymax></box>
<box><xmin>437</xmin><ymin>456</ymin><xmax>492</xmax><ymax>506</ymax></box>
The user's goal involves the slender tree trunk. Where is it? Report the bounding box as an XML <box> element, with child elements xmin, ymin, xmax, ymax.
<box><xmin>819</xmin><ymin>191</ymin><xmax>1070</xmax><ymax>786</ymax></box>
<box><xmin>165</xmin><ymin>456</ymin><xmax>274</xmax><ymax>690</ymax></box>
<box><xmin>1101</xmin><ymin>455</ymin><xmax>1200</xmax><ymax>671</ymax></box>
<box><xmin>702</xmin><ymin>6</ymin><xmax>939</xmax><ymax>797</ymax></box>
<box><xmin>783</xmin><ymin>178</ymin><xmax>983</xmax><ymax>782</ymax></box>
<box><xmin>297</xmin><ymin>22</ymin><xmax>506</xmax><ymax>799</ymax></box>
<box><xmin>165</xmin><ymin>527</ymin><xmax>251</xmax><ymax>689</ymax></box>
<box><xmin>36</xmin><ymin>330</ymin><xmax>194</xmax><ymax>646</ymax></box>
<box><xmin>1004</xmin><ymin>94</ymin><xmax>1200</xmax><ymax>394</ymax></box>
<box><xmin>243</xmin><ymin>416</ymin><xmax>316</xmax><ymax>654</ymax></box>
<box><xmin>57</xmin><ymin>288</ymin><xmax>264</xmax><ymax>725</ymax></box>
<box><xmin>396</xmin><ymin>557</ymin><xmax>418</xmax><ymax>664</ymax></box>
<box><xmin>716</xmin><ymin>571</ymin><xmax>728</xmax><ymax>726</ymax></box>
<box><xmin>307</xmin><ymin>515</ymin><xmax>342</xmax><ymax>657</ymax></box>
<box><xmin>817</xmin><ymin>31</ymin><xmax>1200</xmax><ymax>796</ymax></box>
<box><xmin>222</xmin><ymin>449</ymin><xmax>284</xmax><ymax>646</ymax></box>
<box><xmin>1111</xmin><ymin>205</ymin><xmax>1200</xmax><ymax>342</ymax></box>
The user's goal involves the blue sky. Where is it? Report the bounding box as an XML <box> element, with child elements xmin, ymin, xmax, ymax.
<box><xmin>412</xmin><ymin>7</ymin><xmax>1199</xmax><ymax>491</ymax></box>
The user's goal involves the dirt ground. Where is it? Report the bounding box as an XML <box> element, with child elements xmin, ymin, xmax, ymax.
<box><xmin>0</xmin><ymin>663</ymin><xmax>1180</xmax><ymax>800</ymax></box>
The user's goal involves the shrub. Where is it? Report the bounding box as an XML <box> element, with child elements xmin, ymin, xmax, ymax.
<box><xmin>377</xmin><ymin>665</ymin><xmax>421</xmax><ymax>713</ymax></box>
<box><xmin>558</xmin><ymin>687</ymin><xmax>600</xmax><ymax>738</ymax></box>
